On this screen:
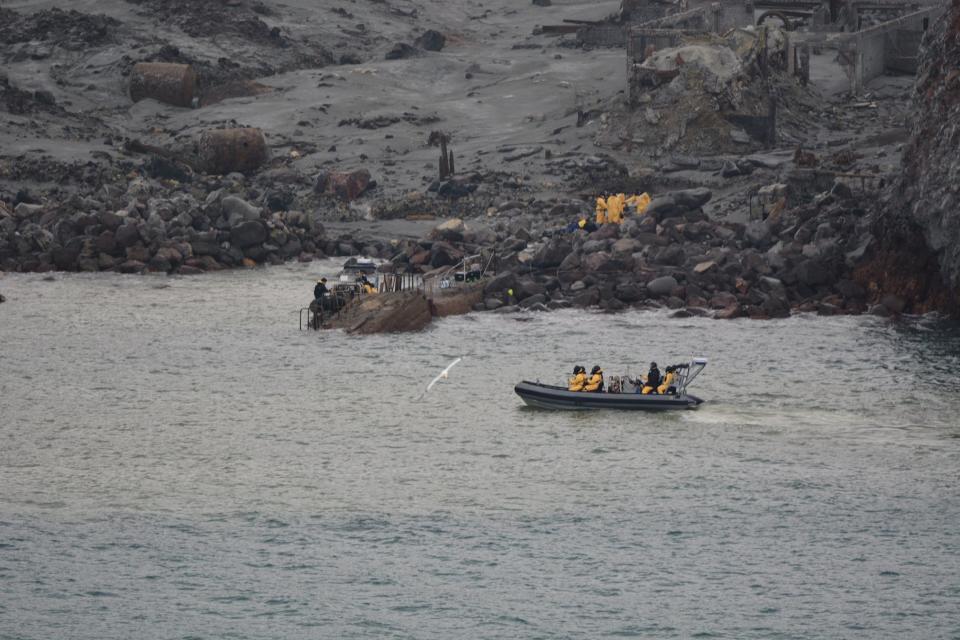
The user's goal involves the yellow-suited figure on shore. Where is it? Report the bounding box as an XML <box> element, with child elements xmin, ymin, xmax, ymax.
<box><xmin>595</xmin><ymin>196</ymin><xmax>608</xmax><ymax>224</ymax></box>
<box><xmin>583</xmin><ymin>365</ymin><xmax>604</xmax><ymax>392</ymax></box>
<box><xmin>626</xmin><ymin>192</ymin><xmax>652</xmax><ymax>215</ymax></box>
<box><xmin>606</xmin><ymin>193</ymin><xmax>626</xmax><ymax>224</ymax></box>
<box><xmin>568</xmin><ymin>365</ymin><xmax>587</xmax><ymax>392</ymax></box>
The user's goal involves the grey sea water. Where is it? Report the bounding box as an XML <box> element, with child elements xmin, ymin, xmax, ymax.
<box><xmin>2</xmin><ymin>262</ymin><xmax>960</xmax><ymax>639</ymax></box>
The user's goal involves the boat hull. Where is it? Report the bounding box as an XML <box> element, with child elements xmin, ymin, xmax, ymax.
<box><xmin>514</xmin><ymin>381</ymin><xmax>702</xmax><ymax>411</ymax></box>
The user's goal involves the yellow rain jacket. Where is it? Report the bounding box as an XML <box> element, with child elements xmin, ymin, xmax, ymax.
<box><xmin>606</xmin><ymin>193</ymin><xmax>626</xmax><ymax>224</ymax></box>
<box><xmin>657</xmin><ymin>371</ymin><xmax>675</xmax><ymax>395</ymax></box>
<box><xmin>584</xmin><ymin>372</ymin><xmax>604</xmax><ymax>392</ymax></box>
<box><xmin>568</xmin><ymin>372</ymin><xmax>587</xmax><ymax>392</ymax></box>
<box><xmin>626</xmin><ymin>192</ymin><xmax>652</xmax><ymax>215</ymax></box>
<box><xmin>595</xmin><ymin>197</ymin><xmax>608</xmax><ymax>225</ymax></box>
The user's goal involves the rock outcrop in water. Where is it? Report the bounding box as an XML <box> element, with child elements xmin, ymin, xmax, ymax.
<box><xmin>863</xmin><ymin>0</ymin><xmax>960</xmax><ymax>314</ymax></box>
<box><xmin>323</xmin><ymin>283</ymin><xmax>484</xmax><ymax>333</ymax></box>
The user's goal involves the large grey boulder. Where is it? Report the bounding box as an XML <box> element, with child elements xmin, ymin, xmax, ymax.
<box><xmin>221</xmin><ymin>196</ymin><xmax>261</xmax><ymax>226</ymax></box>
<box><xmin>794</xmin><ymin>258</ymin><xmax>833</xmax><ymax>286</ymax></box>
<box><xmin>484</xmin><ymin>270</ymin><xmax>517</xmax><ymax>295</ymax></box>
<box><xmin>230</xmin><ymin>220</ymin><xmax>267</xmax><ymax>248</ymax></box>
<box><xmin>646</xmin><ymin>275</ymin><xmax>678</xmax><ymax>297</ymax></box>
<box><xmin>532</xmin><ymin>238</ymin><xmax>572</xmax><ymax>269</ymax></box>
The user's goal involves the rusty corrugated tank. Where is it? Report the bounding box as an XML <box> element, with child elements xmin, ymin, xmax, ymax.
<box><xmin>196</xmin><ymin>127</ymin><xmax>268</xmax><ymax>175</ymax></box>
<box><xmin>129</xmin><ymin>62</ymin><xmax>197</xmax><ymax>108</ymax></box>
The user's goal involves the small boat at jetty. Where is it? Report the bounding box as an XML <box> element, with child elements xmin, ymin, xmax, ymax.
<box><xmin>340</xmin><ymin>257</ymin><xmax>379</xmax><ymax>275</ymax></box>
<box><xmin>515</xmin><ymin>358</ymin><xmax>708</xmax><ymax>411</ymax></box>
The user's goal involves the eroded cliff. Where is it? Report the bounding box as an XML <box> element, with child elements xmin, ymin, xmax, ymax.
<box><xmin>865</xmin><ymin>3</ymin><xmax>960</xmax><ymax>314</ymax></box>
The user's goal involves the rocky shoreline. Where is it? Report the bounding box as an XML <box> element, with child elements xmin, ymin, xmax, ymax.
<box><xmin>0</xmin><ymin>162</ymin><xmax>930</xmax><ymax>321</ymax></box>
<box><xmin>387</xmin><ymin>182</ymin><xmax>896</xmax><ymax>321</ymax></box>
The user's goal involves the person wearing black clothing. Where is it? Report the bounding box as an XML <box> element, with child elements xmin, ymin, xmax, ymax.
<box><xmin>314</xmin><ymin>278</ymin><xmax>328</xmax><ymax>302</ymax></box>
<box><xmin>642</xmin><ymin>362</ymin><xmax>661</xmax><ymax>395</ymax></box>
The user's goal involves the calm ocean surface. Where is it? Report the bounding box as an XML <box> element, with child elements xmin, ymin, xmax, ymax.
<box><xmin>2</xmin><ymin>261</ymin><xmax>960</xmax><ymax>639</ymax></box>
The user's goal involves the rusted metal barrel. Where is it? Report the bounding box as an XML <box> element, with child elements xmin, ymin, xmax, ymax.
<box><xmin>129</xmin><ymin>62</ymin><xmax>197</xmax><ymax>108</ymax></box>
<box><xmin>196</xmin><ymin>128</ymin><xmax>268</xmax><ymax>175</ymax></box>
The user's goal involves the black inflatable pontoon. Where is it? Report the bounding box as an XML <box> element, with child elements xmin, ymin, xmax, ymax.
<box><xmin>515</xmin><ymin>358</ymin><xmax>707</xmax><ymax>411</ymax></box>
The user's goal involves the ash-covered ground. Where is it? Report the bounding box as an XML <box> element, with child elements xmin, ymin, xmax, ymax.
<box><xmin>0</xmin><ymin>0</ymin><xmax>951</xmax><ymax>318</ymax></box>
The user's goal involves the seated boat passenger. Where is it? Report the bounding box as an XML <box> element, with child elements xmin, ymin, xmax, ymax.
<box><xmin>583</xmin><ymin>365</ymin><xmax>604</xmax><ymax>392</ymax></box>
<box><xmin>359</xmin><ymin>275</ymin><xmax>377</xmax><ymax>295</ymax></box>
<box><xmin>657</xmin><ymin>366</ymin><xmax>676</xmax><ymax>395</ymax></box>
<box><xmin>568</xmin><ymin>365</ymin><xmax>587</xmax><ymax>392</ymax></box>
<box><xmin>641</xmin><ymin>362</ymin><xmax>661</xmax><ymax>395</ymax></box>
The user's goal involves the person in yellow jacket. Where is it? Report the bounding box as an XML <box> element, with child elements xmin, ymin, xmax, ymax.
<box><xmin>359</xmin><ymin>275</ymin><xmax>377</xmax><ymax>294</ymax></box>
<box><xmin>606</xmin><ymin>193</ymin><xmax>626</xmax><ymax>224</ymax></box>
<box><xmin>595</xmin><ymin>196</ymin><xmax>608</xmax><ymax>224</ymax></box>
<box><xmin>626</xmin><ymin>192</ymin><xmax>651</xmax><ymax>213</ymax></box>
<box><xmin>583</xmin><ymin>365</ymin><xmax>604</xmax><ymax>392</ymax></box>
<box><xmin>657</xmin><ymin>366</ymin><xmax>676</xmax><ymax>395</ymax></box>
<box><xmin>568</xmin><ymin>365</ymin><xmax>587</xmax><ymax>392</ymax></box>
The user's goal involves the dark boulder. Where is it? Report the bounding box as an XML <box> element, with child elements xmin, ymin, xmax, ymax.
<box><xmin>672</xmin><ymin>187</ymin><xmax>712</xmax><ymax>210</ymax></box>
<box><xmin>652</xmin><ymin>245</ymin><xmax>685</xmax><ymax>266</ymax></box>
<box><xmin>484</xmin><ymin>270</ymin><xmax>517</xmax><ymax>295</ymax></box>
<box><xmin>429</xmin><ymin>241</ymin><xmax>461</xmax><ymax>267</ymax></box>
<box><xmin>582</xmin><ymin>251</ymin><xmax>611</xmax><ymax>273</ymax></box>
<box><xmin>520</xmin><ymin>293</ymin><xmax>547</xmax><ymax>308</ymax></box>
<box><xmin>99</xmin><ymin>211</ymin><xmax>124</xmax><ymax>230</ymax></box>
<box><xmin>115</xmin><ymin>222</ymin><xmax>141</xmax><ymax>247</ymax></box>
<box><xmin>794</xmin><ymin>258</ymin><xmax>833</xmax><ymax>287</ymax></box>
<box><xmin>615</xmin><ymin>282</ymin><xmax>644</xmax><ymax>303</ymax></box>
<box><xmin>709</xmin><ymin>291</ymin><xmax>739</xmax><ymax>309</ymax></box>
<box><xmin>230</xmin><ymin>220</ymin><xmax>267</xmax><ymax>248</ymax></box>
<box><xmin>645</xmin><ymin>195</ymin><xmax>678</xmax><ymax>220</ymax></box>
<box><xmin>484</xmin><ymin>298</ymin><xmax>504</xmax><ymax>310</ymax></box>
<box><xmin>385</xmin><ymin>43</ymin><xmax>418</xmax><ymax>60</ymax></box>
<box><xmin>437</xmin><ymin>178</ymin><xmax>476</xmax><ymax>199</ymax></box>
<box><xmin>835</xmin><ymin>279</ymin><xmax>866</xmax><ymax>299</ymax></box>
<box><xmin>532</xmin><ymin>238</ymin><xmax>572</xmax><ymax>269</ymax></box>
<box><xmin>94</xmin><ymin>231</ymin><xmax>117</xmax><ymax>254</ymax></box>
<box><xmin>646</xmin><ymin>275</ymin><xmax>678</xmax><ymax>297</ymax></box>
<box><xmin>415</xmin><ymin>30</ymin><xmax>446</xmax><ymax>51</ymax></box>
<box><xmin>51</xmin><ymin>246</ymin><xmax>80</xmax><ymax>271</ymax></box>
<box><xmin>571</xmin><ymin>288</ymin><xmax>600</xmax><ymax>307</ymax></box>
<box><xmin>516</xmin><ymin>278</ymin><xmax>546</xmax><ymax>299</ymax></box>
<box><xmin>881</xmin><ymin>293</ymin><xmax>907</xmax><ymax>314</ymax></box>
<box><xmin>118</xmin><ymin>260</ymin><xmax>146</xmax><ymax>274</ymax></box>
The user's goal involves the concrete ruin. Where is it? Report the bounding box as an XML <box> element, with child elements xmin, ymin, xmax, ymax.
<box><xmin>826</xmin><ymin>5</ymin><xmax>944</xmax><ymax>92</ymax></box>
<box><xmin>615</xmin><ymin>0</ymin><xmax>945</xmax><ymax>97</ymax></box>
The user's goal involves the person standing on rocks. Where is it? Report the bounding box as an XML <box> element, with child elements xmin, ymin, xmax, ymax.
<box><xmin>606</xmin><ymin>194</ymin><xmax>625</xmax><ymax>224</ymax></box>
<box><xmin>595</xmin><ymin>196</ymin><xmax>608</xmax><ymax>225</ymax></box>
<box><xmin>314</xmin><ymin>278</ymin><xmax>328</xmax><ymax>307</ymax></box>
<box><xmin>626</xmin><ymin>192</ymin><xmax>652</xmax><ymax>215</ymax></box>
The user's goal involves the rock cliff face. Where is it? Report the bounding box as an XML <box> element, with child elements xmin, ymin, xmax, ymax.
<box><xmin>868</xmin><ymin>1</ymin><xmax>960</xmax><ymax>313</ymax></box>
